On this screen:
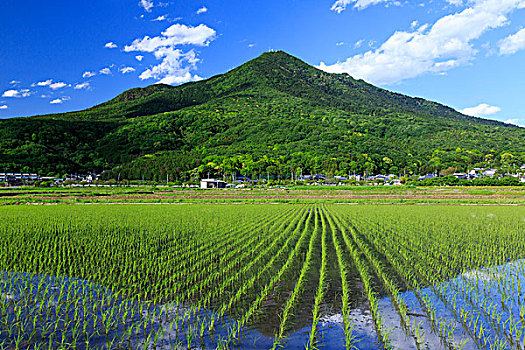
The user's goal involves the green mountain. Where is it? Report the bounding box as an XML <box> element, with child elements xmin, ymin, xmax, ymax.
<box><xmin>1</xmin><ymin>51</ymin><xmax>524</xmax><ymax>180</ymax></box>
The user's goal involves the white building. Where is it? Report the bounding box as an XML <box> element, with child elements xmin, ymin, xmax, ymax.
<box><xmin>200</xmin><ymin>179</ymin><xmax>226</xmax><ymax>189</ymax></box>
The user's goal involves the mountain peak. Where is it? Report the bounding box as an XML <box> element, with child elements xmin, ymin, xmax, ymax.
<box><xmin>236</xmin><ymin>50</ymin><xmax>313</xmax><ymax>74</ymax></box>
<box><xmin>258</xmin><ymin>50</ymin><xmax>296</xmax><ymax>58</ymax></box>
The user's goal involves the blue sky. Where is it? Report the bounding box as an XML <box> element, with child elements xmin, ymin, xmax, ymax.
<box><xmin>1</xmin><ymin>0</ymin><xmax>525</xmax><ymax>126</ymax></box>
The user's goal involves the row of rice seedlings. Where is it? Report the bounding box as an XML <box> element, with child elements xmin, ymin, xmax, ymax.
<box><xmin>164</xmin><ymin>209</ymin><xmax>275</xmax><ymax>292</ymax></box>
<box><xmin>481</xmin><ymin>260</ymin><xmax>525</xmax><ymax>344</ymax></box>
<box><xmin>162</xmin><ymin>207</ymin><xmax>312</xmax><ymax>348</ymax></box>
<box><xmin>193</xmin><ymin>205</ymin><xmax>303</xmax><ymax>310</ymax></box>
<box><xmin>446</xmin><ymin>278</ymin><xmax>519</xmax><ymax>349</ymax></box>
<box><xmin>0</xmin><ymin>273</ymin><xmax>134</xmax><ymax>349</ymax></box>
<box><xmin>326</xmin><ymin>209</ymin><xmax>373</xmax><ymax>350</ymax></box>
<box><xmin>174</xmin><ymin>205</ymin><xmax>300</xmax><ymax>305</ymax></box>
<box><xmin>380</xmin><ymin>207</ymin><xmax>525</xmax><ymax>280</ymax></box>
<box><xmin>163</xmin><ymin>204</ymin><xmax>274</xmax><ymax>272</ymax></box>
<box><xmin>123</xmin><ymin>208</ymin><xmax>270</xmax><ymax>306</ymax></box>
<box><xmin>327</xmin><ymin>208</ymin><xmax>419</xmax><ymax>348</ymax></box>
<box><xmin>4</xmin><ymin>206</ymin><xmax>238</xmax><ymax>291</ymax></box>
<box><xmin>373</xmin><ymin>213</ymin><xmax>525</xmax><ymax>348</ymax></box>
<box><xmin>432</xmin><ymin>252</ymin><xmax>525</xmax><ymax>348</ymax></box>
<box><xmin>166</xmin><ymin>206</ymin><xmax>305</xmax><ymax>347</ymax></box>
<box><xmin>451</xmin><ymin>260</ymin><xmax>525</xmax><ymax>348</ymax></box>
<box><xmin>350</xmin><ymin>210</ymin><xmax>510</xmax><ymax>348</ymax></box>
<box><xmin>186</xmin><ymin>205</ymin><xmax>308</xmax><ymax>337</ymax></box>
<box><xmin>350</xmin><ymin>215</ymin><xmax>467</xmax><ymax>349</ymax></box>
<box><xmin>169</xmin><ymin>205</ymin><xmax>295</xmax><ymax>284</ymax></box>
<box><xmin>228</xmin><ymin>207</ymin><xmax>316</xmax><ymax>346</ymax></box>
<box><xmin>306</xmin><ymin>207</ymin><xmax>328</xmax><ymax>350</ymax></box>
<box><xmin>0</xmin><ymin>205</ymin><xmax>293</xmax><ymax>348</ymax></box>
<box><xmin>347</xmin><ymin>212</ymin><xmax>471</xmax><ymax>350</ymax></box>
<box><xmin>210</xmin><ymin>207</ymin><xmax>311</xmax><ymax>322</ymax></box>
<box><xmin>350</xmin><ymin>213</ymin><xmax>491</xmax><ymax>349</ymax></box>
<box><xmin>272</xmin><ymin>207</ymin><xmax>321</xmax><ymax>349</ymax></box>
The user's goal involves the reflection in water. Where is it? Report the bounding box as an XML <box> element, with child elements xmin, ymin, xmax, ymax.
<box><xmin>2</xmin><ymin>259</ymin><xmax>525</xmax><ymax>349</ymax></box>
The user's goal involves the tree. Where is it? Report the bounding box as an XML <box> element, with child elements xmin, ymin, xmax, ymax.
<box><xmin>500</xmin><ymin>152</ymin><xmax>514</xmax><ymax>165</ymax></box>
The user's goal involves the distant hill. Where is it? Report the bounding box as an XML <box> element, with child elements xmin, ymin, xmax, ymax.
<box><xmin>1</xmin><ymin>51</ymin><xmax>523</xmax><ymax>180</ymax></box>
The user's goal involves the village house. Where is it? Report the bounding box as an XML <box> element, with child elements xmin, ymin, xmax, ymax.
<box><xmin>200</xmin><ymin>179</ymin><xmax>227</xmax><ymax>189</ymax></box>
<box><xmin>0</xmin><ymin>173</ymin><xmax>39</xmax><ymax>185</ymax></box>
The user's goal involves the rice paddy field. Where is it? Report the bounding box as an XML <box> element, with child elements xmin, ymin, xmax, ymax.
<box><xmin>1</xmin><ymin>204</ymin><xmax>525</xmax><ymax>349</ymax></box>
<box><xmin>1</xmin><ymin>185</ymin><xmax>525</xmax><ymax>205</ymax></box>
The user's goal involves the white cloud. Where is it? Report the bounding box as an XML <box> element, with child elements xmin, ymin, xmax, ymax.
<box><xmin>99</xmin><ymin>68</ymin><xmax>112</xmax><ymax>75</ymax></box>
<box><xmin>32</xmin><ymin>79</ymin><xmax>53</xmax><ymax>87</ymax></box>
<box><xmin>135</xmin><ymin>55</ymin><xmax>144</xmax><ymax>61</ymax></box>
<box><xmin>125</xmin><ymin>23</ymin><xmax>216</xmax><ymax>85</ymax></box>
<box><xmin>196</xmin><ymin>6</ymin><xmax>208</xmax><ymax>14</ymax></box>
<box><xmin>2</xmin><ymin>90</ymin><xmax>18</xmax><ymax>97</ymax></box>
<box><xmin>248</xmin><ymin>43</ymin><xmax>255</xmax><ymax>48</ymax></box>
<box><xmin>153</xmin><ymin>15</ymin><xmax>167</xmax><ymax>21</ymax></box>
<box><xmin>499</xmin><ymin>28</ymin><xmax>525</xmax><ymax>54</ymax></box>
<box><xmin>139</xmin><ymin>0</ymin><xmax>154</xmax><ymax>12</ymax></box>
<box><xmin>354</xmin><ymin>39</ymin><xmax>365</xmax><ymax>48</ymax></box>
<box><xmin>0</xmin><ymin>105</ymin><xmax>7</xmax><ymax>110</ymax></box>
<box><xmin>336</xmin><ymin>41</ymin><xmax>345</xmax><ymax>46</ymax></box>
<box><xmin>320</xmin><ymin>0</ymin><xmax>525</xmax><ymax>85</ymax></box>
<box><xmin>9</xmin><ymin>80</ymin><xmax>20</xmax><ymax>85</ymax></box>
<box><xmin>446</xmin><ymin>0</ymin><xmax>465</xmax><ymax>5</ymax></box>
<box><xmin>138</xmin><ymin>48</ymin><xmax>202</xmax><ymax>84</ymax></box>
<box><xmin>31</xmin><ymin>79</ymin><xmax>71</xmax><ymax>90</ymax></box>
<box><xmin>105</xmin><ymin>42</ymin><xmax>118</xmax><ymax>49</ymax></box>
<box><xmin>124</xmin><ymin>24</ymin><xmax>216</xmax><ymax>52</ymax></box>
<box><xmin>503</xmin><ymin>118</ymin><xmax>525</xmax><ymax>127</ymax></box>
<box><xmin>331</xmin><ymin>0</ymin><xmax>350</xmax><ymax>12</ymax></box>
<box><xmin>2</xmin><ymin>89</ymin><xmax>31</xmax><ymax>98</ymax></box>
<box><xmin>82</xmin><ymin>71</ymin><xmax>96</xmax><ymax>78</ymax></box>
<box><xmin>331</xmin><ymin>0</ymin><xmax>389</xmax><ymax>12</ymax></box>
<box><xmin>50</xmin><ymin>96</ymin><xmax>70</xmax><ymax>104</ymax></box>
<box><xmin>74</xmin><ymin>82</ymin><xmax>90</xmax><ymax>90</ymax></box>
<box><xmin>460</xmin><ymin>103</ymin><xmax>501</xmax><ymax>117</ymax></box>
<box><xmin>120</xmin><ymin>66</ymin><xmax>136</xmax><ymax>74</ymax></box>
<box><xmin>49</xmin><ymin>82</ymin><xmax>69</xmax><ymax>90</ymax></box>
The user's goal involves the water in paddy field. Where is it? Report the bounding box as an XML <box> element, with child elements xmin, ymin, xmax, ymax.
<box><xmin>2</xmin><ymin>260</ymin><xmax>525</xmax><ymax>349</ymax></box>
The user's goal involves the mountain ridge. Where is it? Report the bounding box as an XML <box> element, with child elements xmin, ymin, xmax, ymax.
<box><xmin>27</xmin><ymin>51</ymin><xmax>516</xmax><ymax>128</ymax></box>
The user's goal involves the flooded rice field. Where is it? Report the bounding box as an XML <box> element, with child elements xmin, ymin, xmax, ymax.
<box><xmin>1</xmin><ymin>204</ymin><xmax>524</xmax><ymax>349</ymax></box>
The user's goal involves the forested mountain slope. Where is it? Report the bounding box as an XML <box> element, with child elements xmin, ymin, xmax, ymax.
<box><xmin>1</xmin><ymin>51</ymin><xmax>523</xmax><ymax>179</ymax></box>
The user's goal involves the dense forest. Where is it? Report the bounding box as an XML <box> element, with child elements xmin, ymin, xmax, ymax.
<box><xmin>1</xmin><ymin>51</ymin><xmax>524</xmax><ymax>181</ymax></box>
